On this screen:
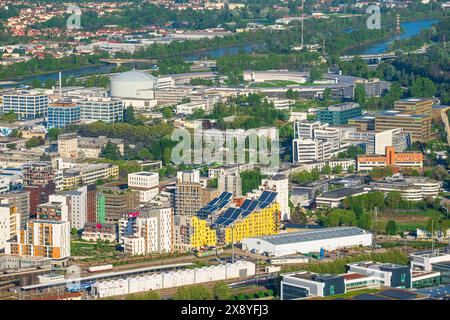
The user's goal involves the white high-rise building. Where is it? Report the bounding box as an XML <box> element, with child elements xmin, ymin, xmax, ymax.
<box><xmin>2</xmin><ymin>90</ymin><xmax>49</xmax><ymax>119</ymax></box>
<box><xmin>259</xmin><ymin>175</ymin><xmax>289</xmax><ymax>221</ymax></box>
<box><xmin>65</xmin><ymin>190</ymin><xmax>87</xmax><ymax>230</ymax></box>
<box><xmin>128</xmin><ymin>172</ymin><xmax>160</xmax><ymax>203</ymax></box>
<box><xmin>292</xmin><ymin>138</ymin><xmax>332</xmax><ymax>163</ymax></box>
<box><xmin>0</xmin><ymin>203</ymin><xmax>19</xmax><ymax>251</ymax></box>
<box><xmin>123</xmin><ymin>206</ymin><xmax>173</xmax><ymax>256</ymax></box>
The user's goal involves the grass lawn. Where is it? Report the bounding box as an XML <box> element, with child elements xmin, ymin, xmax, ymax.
<box><xmin>71</xmin><ymin>240</ymin><xmax>119</xmax><ymax>262</ymax></box>
<box><xmin>379</xmin><ymin>240</ymin><xmax>447</xmax><ymax>249</ymax></box>
<box><xmin>317</xmin><ymin>288</ymin><xmax>381</xmax><ymax>300</ymax></box>
<box><xmin>376</xmin><ymin>209</ymin><xmax>447</xmax><ymax>232</ymax></box>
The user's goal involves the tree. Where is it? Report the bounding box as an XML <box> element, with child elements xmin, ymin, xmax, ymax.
<box><xmin>137</xmin><ymin>148</ymin><xmax>152</xmax><ymax>160</ymax></box>
<box><xmin>100</xmin><ymin>141</ymin><xmax>120</xmax><ymax>160</ymax></box>
<box><xmin>126</xmin><ymin>291</ymin><xmax>161</xmax><ymax>300</ymax></box>
<box><xmin>25</xmin><ymin>137</ymin><xmax>43</xmax><ymax>149</ymax></box>
<box><xmin>309</xmin><ymin>65</ymin><xmax>323</xmax><ymax>82</ymax></box>
<box><xmin>123</xmin><ymin>106</ymin><xmax>141</xmax><ymax>125</ymax></box>
<box><xmin>48</xmin><ymin>128</ymin><xmax>59</xmax><ymax>141</ymax></box>
<box><xmin>357</xmin><ymin>212</ymin><xmax>373</xmax><ymax>230</ymax></box>
<box><xmin>71</xmin><ymin>228</ymin><xmax>78</xmax><ymax>236</ymax></box>
<box><xmin>386</xmin><ymin>220</ymin><xmax>397</xmax><ymax>236</ymax></box>
<box><xmin>162</xmin><ymin>107</ymin><xmax>173</xmax><ymax>119</ymax></box>
<box><xmin>347</xmin><ymin>164</ymin><xmax>355</xmax><ymax>174</ymax></box>
<box><xmin>332</xmin><ymin>165</ymin><xmax>343</xmax><ymax>174</ymax></box>
<box><xmin>410</xmin><ymin>77</ymin><xmax>436</xmax><ymax>98</ymax></box>
<box><xmin>174</xmin><ymin>285</ymin><xmax>212</xmax><ymax>300</ymax></box>
<box><xmin>354</xmin><ymin>84</ymin><xmax>366</xmax><ymax>105</ymax></box>
<box><xmin>322</xmin><ymin>165</ymin><xmax>332</xmax><ymax>175</ymax></box>
<box><xmin>1</xmin><ymin>110</ymin><xmax>17</xmax><ymax>123</ymax></box>
<box><xmin>323</xmin><ymin>88</ymin><xmax>332</xmax><ymax>101</ymax></box>
<box><xmin>291</xmin><ymin>205</ymin><xmax>307</xmax><ymax>224</ymax></box>
<box><xmin>213</xmin><ymin>281</ymin><xmax>231</xmax><ymax>300</ymax></box>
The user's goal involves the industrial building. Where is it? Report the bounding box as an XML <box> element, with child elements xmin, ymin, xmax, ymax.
<box><xmin>92</xmin><ymin>261</ymin><xmax>255</xmax><ymax>298</ymax></box>
<box><xmin>242</xmin><ymin>227</ymin><xmax>372</xmax><ymax>257</ymax></box>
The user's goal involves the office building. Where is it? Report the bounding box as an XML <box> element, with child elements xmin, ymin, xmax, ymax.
<box><xmin>128</xmin><ymin>172</ymin><xmax>160</xmax><ymax>203</ymax></box>
<box><xmin>315</xmin><ymin>188</ymin><xmax>369</xmax><ymax>209</ymax></box>
<box><xmin>47</xmin><ymin>101</ymin><xmax>80</xmax><ymax>129</ymax></box>
<box><xmin>98</xmin><ymin>185</ymin><xmax>140</xmax><ymax>222</ymax></box>
<box><xmin>354</xmin><ymin>78</ymin><xmax>391</xmax><ymax>98</ymax></box>
<box><xmin>369</xmin><ymin>177</ymin><xmax>441</xmax><ymax>201</ymax></box>
<box><xmin>2</xmin><ymin>90</ymin><xmax>49</xmax><ymax>119</ymax></box>
<box><xmin>347</xmin><ymin>261</ymin><xmax>412</xmax><ymax>289</ymax></box>
<box><xmin>370</xmin><ymin>128</ymin><xmax>410</xmax><ymax>155</ymax></box>
<box><xmin>357</xmin><ymin>146</ymin><xmax>423</xmax><ymax>171</ymax></box>
<box><xmin>294</xmin><ymin>121</ymin><xmax>340</xmax><ymax>151</ymax></box>
<box><xmin>0</xmin><ymin>204</ymin><xmax>19</xmax><ymax>251</ymax></box>
<box><xmin>281</xmin><ymin>271</ymin><xmax>346</xmax><ymax>299</ymax></box>
<box><xmin>243</xmin><ymin>227</ymin><xmax>372</xmax><ymax>257</ymax></box>
<box><xmin>57</xmin><ymin>132</ymin><xmax>78</xmax><ymax>159</ymax></box>
<box><xmin>78</xmin><ymin>97</ymin><xmax>123</xmax><ymax>124</ymax></box>
<box><xmin>292</xmin><ymin>138</ymin><xmax>332</xmax><ymax>163</ymax></box>
<box><xmin>394</xmin><ymin>98</ymin><xmax>433</xmax><ymax>117</ymax></box>
<box><xmin>347</xmin><ymin>115</ymin><xmax>376</xmax><ymax>132</ymax></box>
<box><xmin>6</xmin><ymin>220</ymin><xmax>71</xmax><ymax>261</ymax></box>
<box><xmin>374</xmin><ymin>111</ymin><xmax>431</xmax><ymax>143</ymax></box>
<box><xmin>317</xmin><ymin>103</ymin><xmax>362</xmax><ymax>125</ymax></box>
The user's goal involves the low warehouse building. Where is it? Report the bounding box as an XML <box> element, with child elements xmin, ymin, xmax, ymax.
<box><xmin>241</xmin><ymin>227</ymin><xmax>372</xmax><ymax>257</ymax></box>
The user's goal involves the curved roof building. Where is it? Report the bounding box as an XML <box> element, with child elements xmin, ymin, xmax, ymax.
<box><xmin>110</xmin><ymin>70</ymin><xmax>157</xmax><ymax>99</ymax></box>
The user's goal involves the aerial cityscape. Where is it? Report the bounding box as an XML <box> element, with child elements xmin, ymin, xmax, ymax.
<box><xmin>0</xmin><ymin>0</ymin><xmax>449</xmax><ymax>307</ymax></box>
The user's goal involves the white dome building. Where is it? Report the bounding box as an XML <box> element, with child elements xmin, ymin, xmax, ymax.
<box><xmin>110</xmin><ymin>70</ymin><xmax>157</xmax><ymax>100</ymax></box>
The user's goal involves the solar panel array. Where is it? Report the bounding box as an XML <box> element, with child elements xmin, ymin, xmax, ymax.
<box><xmin>212</xmin><ymin>191</ymin><xmax>278</xmax><ymax>228</ymax></box>
<box><xmin>197</xmin><ymin>192</ymin><xmax>232</xmax><ymax>219</ymax></box>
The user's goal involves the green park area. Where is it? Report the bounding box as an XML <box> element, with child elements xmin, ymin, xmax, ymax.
<box><xmin>71</xmin><ymin>240</ymin><xmax>120</xmax><ymax>263</ymax></box>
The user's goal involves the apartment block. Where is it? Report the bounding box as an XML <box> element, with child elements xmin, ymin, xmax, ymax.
<box><xmin>6</xmin><ymin>220</ymin><xmax>71</xmax><ymax>261</ymax></box>
<box><xmin>0</xmin><ymin>204</ymin><xmax>19</xmax><ymax>251</ymax></box>
<box><xmin>0</xmin><ymin>191</ymin><xmax>30</xmax><ymax>229</ymax></box>
<box><xmin>62</xmin><ymin>163</ymin><xmax>119</xmax><ymax>189</ymax></box>
<box><xmin>57</xmin><ymin>132</ymin><xmax>78</xmax><ymax>159</ymax></box>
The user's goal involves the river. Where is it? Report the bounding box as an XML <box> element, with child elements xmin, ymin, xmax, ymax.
<box><xmin>4</xmin><ymin>19</ymin><xmax>438</xmax><ymax>87</ymax></box>
<box><xmin>353</xmin><ymin>19</ymin><xmax>438</xmax><ymax>55</ymax></box>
